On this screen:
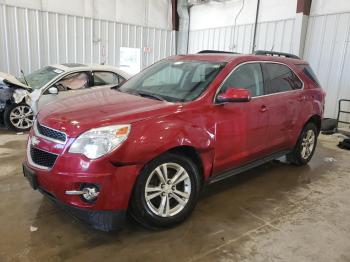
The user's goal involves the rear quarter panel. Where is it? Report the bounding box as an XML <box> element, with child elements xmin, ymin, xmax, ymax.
<box><xmin>289</xmin><ymin>63</ymin><xmax>325</xmax><ymax>146</ymax></box>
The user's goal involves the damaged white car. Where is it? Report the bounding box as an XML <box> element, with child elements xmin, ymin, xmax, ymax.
<box><xmin>0</xmin><ymin>64</ymin><xmax>130</xmax><ymax>131</ymax></box>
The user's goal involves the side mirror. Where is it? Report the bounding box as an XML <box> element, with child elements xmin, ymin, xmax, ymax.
<box><xmin>48</xmin><ymin>86</ymin><xmax>58</xmax><ymax>95</ymax></box>
<box><xmin>217</xmin><ymin>87</ymin><xmax>251</xmax><ymax>103</ymax></box>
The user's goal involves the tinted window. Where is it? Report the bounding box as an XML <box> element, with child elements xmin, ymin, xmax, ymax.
<box><xmin>93</xmin><ymin>72</ymin><xmax>123</xmax><ymax>86</ymax></box>
<box><xmin>297</xmin><ymin>64</ymin><xmax>321</xmax><ymax>87</ymax></box>
<box><xmin>263</xmin><ymin>63</ymin><xmax>302</xmax><ymax>94</ymax></box>
<box><xmin>219</xmin><ymin>63</ymin><xmax>264</xmax><ymax>97</ymax></box>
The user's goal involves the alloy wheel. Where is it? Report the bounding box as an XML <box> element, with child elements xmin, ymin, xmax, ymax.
<box><xmin>9</xmin><ymin>105</ymin><xmax>34</xmax><ymax>130</ymax></box>
<box><xmin>301</xmin><ymin>129</ymin><xmax>315</xmax><ymax>159</ymax></box>
<box><xmin>144</xmin><ymin>163</ymin><xmax>192</xmax><ymax>217</ymax></box>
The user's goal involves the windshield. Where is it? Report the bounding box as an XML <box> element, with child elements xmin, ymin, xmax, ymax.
<box><xmin>119</xmin><ymin>60</ymin><xmax>226</xmax><ymax>102</ymax></box>
<box><xmin>21</xmin><ymin>66</ymin><xmax>64</xmax><ymax>89</ymax></box>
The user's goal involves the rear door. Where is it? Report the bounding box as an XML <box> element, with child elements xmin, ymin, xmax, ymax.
<box><xmin>261</xmin><ymin>63</ymin><xmax>303</xmax><ymax>152</ymax></box>
<box><xmin>212</xmin><ymin>62</ymin><xmax>270</xmax><ymax>174</ymax></box>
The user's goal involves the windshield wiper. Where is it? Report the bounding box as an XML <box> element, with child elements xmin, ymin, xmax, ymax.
<box><xmin>136</xmin><ymin>91</ymin><xmax>166</xmax><ymax>101</ymax></box>
<box><xmin>20</xmin><ymin>69</ymin><xmax>29</xmax><ymax>86</ymax></box>
<box><xmin>110</xmin><ymin>84</ymin><xmax>120</xmax><ymax>90</ymax></box>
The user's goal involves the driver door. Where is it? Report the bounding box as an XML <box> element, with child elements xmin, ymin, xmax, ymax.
<box><xmin>38</xmin><ymin>71</ymin><xmax>92</xmax><ymax>110</ymax></box>
<box><xmin>212</xmin><ymin>63</ymin><xmax>271</xmax><ymax>174</ymax></box>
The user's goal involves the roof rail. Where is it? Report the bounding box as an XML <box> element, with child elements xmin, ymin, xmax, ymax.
<box><xmin>254</xmin><ymin>50</ymin><xmax>300</xmax><ymax>60</ymax></box>
<box><xmin>197</xmin><ymin>50</ymin><xmax>240</xmax><ymax>54</ymax></box>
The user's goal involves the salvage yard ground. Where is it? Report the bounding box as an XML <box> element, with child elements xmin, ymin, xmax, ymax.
<box><xmin>0</xmin><ymin>130</ymin><xmax>350</xmax><ymax>262</ymax></box>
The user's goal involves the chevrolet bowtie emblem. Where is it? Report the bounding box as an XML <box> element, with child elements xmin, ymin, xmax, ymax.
<box><xmin>31</xmin><ymin>136</ymin><xmax>40</xmax><ymax>146</ymax></box>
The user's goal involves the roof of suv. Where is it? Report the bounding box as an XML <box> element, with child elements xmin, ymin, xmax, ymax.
<box><xmin>170</xmin><ymin>50</ymin><xmax>308</xmax><ymax>65</ymax></box>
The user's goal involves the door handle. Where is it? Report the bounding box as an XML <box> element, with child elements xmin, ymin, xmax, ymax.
<box><xmin>260</xmin><ymin>105</ymin><xmax>268</xmax><ymax>112</ymax></box>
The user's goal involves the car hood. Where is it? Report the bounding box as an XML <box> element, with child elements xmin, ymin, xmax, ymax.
<box><xmin>37</xmin><ymin>88</ymin><xmax>182</xmax><ymax>137</ymax></box>
<box><xmin>0</xmin><ymin>72</ymin><xmax>40</xmax><ymax>113</ymax></box>
<box><xmin>0</xmin><ymin>72</ymin><xmax>31</xmax><ymax>89</ymax></box>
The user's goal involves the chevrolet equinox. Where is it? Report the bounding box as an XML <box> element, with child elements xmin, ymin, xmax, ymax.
<box><xmin>23</xmin><ymin>50</ymin><xmax>325</xmax><ymax>231</ymax></box>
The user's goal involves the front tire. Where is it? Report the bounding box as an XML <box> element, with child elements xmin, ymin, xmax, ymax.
<box><xmin>130</xmin><ymin>153</ymin><xmax>201</xmax><ymax>229</ymax></box>
<box><xmin>4</xmin><ymin>103</ymin><xmax>34</xmax><ymax>131</ymax></box>
<box><xmin>287</xmin><ymin>122</ymin><xmax>318</xmax><ymax>166</ymax></box>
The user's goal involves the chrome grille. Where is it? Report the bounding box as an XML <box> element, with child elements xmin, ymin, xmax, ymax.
<box><xmin>36</xmin><ymin>122</ymin><xmax>67</xmax><ymax>143</ymax></box>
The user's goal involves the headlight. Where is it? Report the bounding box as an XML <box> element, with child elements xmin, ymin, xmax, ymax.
<box><xmin>69</xmin><ymin>124</ymin><xmax>130</xmax><ymax>159</ymax></box>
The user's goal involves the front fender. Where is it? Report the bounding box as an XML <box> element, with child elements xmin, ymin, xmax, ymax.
<box><xmin>108</xmin><ymin>113</ymin><xmax>216</xmax><ymax>178</ymax></box>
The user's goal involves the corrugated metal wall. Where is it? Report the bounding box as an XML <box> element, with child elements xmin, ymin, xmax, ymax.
<box><xmin>0</xmin><ymin>3</ymin><xmax>176</xmax><ymax>76</ymax></box>
<box><xmin>188</xmin><ymin>18</ymin><xmax>295</xmax><ymax>54</ymax></box>
<box><xmin>2</xmin><ymin>2</ymin><xmax>349</xmax><ymax>119</ymax></box>
<box><xmin>189</xmin><ymin>14</ymin><xmax>350</xmax><ymax>119</ymax></box>
<box><xmin>304</xmin><ymin>12</ymin><xmax>350</xmax><ymax>119</ymax></box>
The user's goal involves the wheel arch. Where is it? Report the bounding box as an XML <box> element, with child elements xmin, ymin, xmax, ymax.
<box><xmin>135</xmin><ymin>144</ymin><xmax>213</xmax><ymax>187</ymax></box>
<box><xmin>128</xmin><ymin>144</ymin><xmax>205</xmax><ymax>228</ymax></box>
<box><xmin>166</xmin><ymin>145</ymin><xmax>205</xmax><ymax>183</ymax></box>
<box><xmin>306</xmin><ymin>114</ymin><xmax>322</xmax><ymax>134</ymax></box>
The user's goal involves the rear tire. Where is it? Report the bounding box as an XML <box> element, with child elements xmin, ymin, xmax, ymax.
<box><xmin>287</xmin><ymin>122</ymin><xmax>318</xmax><ymax>166</ymax></box>
<box><xmin>130</xmin><ymin>153</ymin><xmax>201</xmax><ymax>229</ymax></box>
<box><xmin>4</xmin><ymin>103</ymin><xmax>34</xmax><ymax>131</ymax></box>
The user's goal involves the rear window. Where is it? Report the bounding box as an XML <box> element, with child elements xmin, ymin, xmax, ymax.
<box><xmin>297</xmin><ymin>64</ymin><xmax>321</xmax><ymax>87</ymax></box>
<box><xmin>263</xmin><ymin>63</ymin><xmax>303</xmax><ymax>95</ymax></box>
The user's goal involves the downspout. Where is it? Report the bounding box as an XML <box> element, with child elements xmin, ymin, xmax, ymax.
<box><xmin>171</xmin><ymin>0</ymin><xmax>179</xmax><ymax>31</ymax></box>
<box><xmin>231</xmin><ymin>0</ymin><xmax>245</xmax><ymax>51</ymax></box>
<box><xmin>177</xmin><ymin>0</ymin><xmax>190</xmax><ymax>54</ymax></box>
<box><xmin>252</xmin><ymin>0</ymin><xmax>260</xmax><ymax>52</ymax></box>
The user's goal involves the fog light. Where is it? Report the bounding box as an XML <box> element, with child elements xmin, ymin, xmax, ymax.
<box><xmin>81</xmin><ymin>184</ymin><xmax>100</xmax><ymax>202</ymax></box>
<box><xmin>65</xmin><ymin>183</ymin><xmax>100</xmax><ymax>203</ymax></box>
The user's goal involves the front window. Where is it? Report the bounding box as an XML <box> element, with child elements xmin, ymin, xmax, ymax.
<box><xmin>93</xmin><ymin>71</ymin><xmax>124</xmax><ymax>86</ymax></box>
<box><xmin>22</xmin><ymin>66</ymin><xmax>64</xmax><ymax>89</ymax></box>
<box><xmin>119</xmin><ymin>60</ymin><xmax>226</xmax><ymax>102</ymax></box>
<box><xmin>55</xmin><ymin>72</ymin><xmax>90</xmax><ymax>91</ymax></box>
<box><xmin>219</xmin><ymin>63</ymin><xmax>264</xmax><ymax>97</ymax></box>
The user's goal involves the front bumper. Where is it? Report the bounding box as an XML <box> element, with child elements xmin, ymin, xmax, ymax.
<box><xmin>24</xmin><ymin>148</ymin><xmax>140</xmax><ymax>231</ymax></box>
<box><xmin>23</xmin><ymin>161</ymin><xmax>136</xmax><ymax>231</ymax></box>
<box><xmin>38</xmin><ymin>186</ymin><xmax>126</xmax><ymax>231</ymax></box>
<box><xmin>24</xmin><ymin>127</ymin><xmax>142</xmax><ymax>231</ymax></box>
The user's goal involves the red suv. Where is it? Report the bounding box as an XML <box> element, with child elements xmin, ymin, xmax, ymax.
<box><xmin>23</xmin><ymin>51</ymin><xmax>325</xmax><ymax>231</ymax></box>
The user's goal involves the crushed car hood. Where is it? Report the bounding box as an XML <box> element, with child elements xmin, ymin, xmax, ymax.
<box><xmin>0</xmin><ymin>72</ymin><xmax>31</xmax><ymax>89</ymax></box>
<box><xmin>37</xmin><ymin>88</ymin><xmax>182</xmax><ymax>137</ymax></box>
<box><xmin>0</xmin><ymin>72</ymin><xmax>40</xmax><ymax>114</ymax></box>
